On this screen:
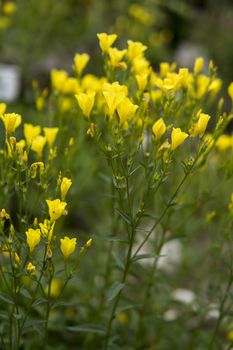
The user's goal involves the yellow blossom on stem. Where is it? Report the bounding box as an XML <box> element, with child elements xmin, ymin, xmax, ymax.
<box><xmin>24</xmin><ymin>123</ymin><xmax>41</xmax><ymax>144</ymax></box>
<box><xmin>108</xmin><ymin>48</ymin><xmax>127</xmax><ymax>68</ymax></box>
<box><xmin>46</xmin><ymin>199</ymin><xmax>67</xmax><ymax>222</ymax></box>
<box><xmin>3</xmin><ymin>2</ymin><xmax>16</xmax><ymax>16</ymax></box>
<box><xmin>194</xmin><ymin>57</ymin><xmax>204</xmax><ymax>74</ymax></box>
<box><xmin>171</xmin><ymin>128</ymin><xmax>188</xmax><ymax>151</ymax></box>
<box><xmin>73</xmin><ymin>53</ymin><xmax>90</xmax><ymax>76</ymax></box>
<box><xmin>75</xmin><ymin>92</ymin><xmax>95</xmax><ymax>118</ymax></box>
<box><xmin>60</xmin><ymin>177</ymin><xmax>72</xmax><ymax>200</ymax></box>
<box><xmin>43</xmin><ymin>127</ymin><xmax>59</xmax><ymax>148</ymax></box>
<box><xmin>215</xmin><ymin>134</ymin><xmax>233</xmax><ymax>151</ymax></box>
<box><xmin>39</xmin><ymin>219</ymin><xmax>55</xmax><ymax>243</ymax></box>
<box><xmin>136</xmin><ymin>73</ymin><xmax>148</xmax><ymax>92</ymax></box>
<box><xmin>1</xmin><ymin>113</ymin><xmax>21</xmax><ymax>134</ymax></box>
<box><xmin>0</xmin><ymin>103</ymin><xmax>7</xmax><ymax>116</ymax></box>
<box><xmin>208</xmin><ymin>79</ymin><xmax>222</xmax><ymax>95</ymax></box>
<box><xmin>45</xmin><ymin>279</ymin><xmax>61</xmax><ymax>297</ymax></box>
<box><xmin>228</xmin><ymin>82</ymin><xmax>233</xmax><ymax>101</ymax></box>
<box><xmin>36</xmin><ymin>96</ymin><xmax>44</xmax><ymax>111</ymax></box>
<box><xmin>127</xmin><ymin>40</ymin><xmax>147</xmax><ymax>62</ymax></box>
<box><xmin>26</xmin><ymin>262</ymin><xmax>36</xmax><ymax>273</ymax></box>
<box><xmin>26</xmin><ymin>228</ymin><xmax>41</xmax><ymax>252</ymax></box>
<box><xmin>60</xmin><ymin>236</ymin><xmax>77</xmax><ymax>259</ymax></box>
<box><xmin>97</xmin><ymin>33</ymin><xmax>117</xmax><ymax>53</ymax></box>
<box><xmin>160</xmin><ymin>62</ymin><xmax>170</xmax><ymax>77</ymax></box>
<box><xmin>102</xmin><ymin>82</ymin><xmax>128</xmax><ymax>118</ymax></box>
<box><xmin>51</xmin><ymin>69</ymin><xmax>68</xmax><ymax>92</ymax></box>
<box><xmin>85</xmin><ymin>238</ymin><xmax>92</xmax><ymax>248</ymax></box>
<box><xmin>87</xmin><ymin>123</ymin><xmax>96</xmax><ymax>137</ymax></box>
<box><xmin>13</xmin><ymin>252</ymin><xmax>20</xmax><ymax>265</ymax></box>
<box><xmin>131</xmin><ymin>56</ymin><xmax>150</xmax><ymax>74</ymax></box>
<box><xmin>117</xmin><ymin>97</ymin><xmax>138</xmax><ymax>125</ymax></box>
<box><xmin>152</xmin><ymin>118</ymin><xmax>166</xmax><ymax>140</ymax></box>
<box><xmin>31</xmin><ymin>135</ymin><xmax>47</xmax><ymax>157</ymax></box>
<box><xmin>30</xmin><ymin>162</ymin><xmax>44</xmax><ymax>178</ymax></box>
<box><xmin>190</xmin><ymin>112</ymin><xmax>211</xmax><ymax>137</ymax></box>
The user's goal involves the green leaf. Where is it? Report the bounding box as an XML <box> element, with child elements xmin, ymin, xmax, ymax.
<box><xmin>20</xmin><ymin>288</ymin><xmax>32</xmax><ymax>299</ymax></box>
<box><xmin>32</xmin><ymin>298</ymin><xmax>47</xmax><ymax>307</ymax></box>
<box><xmin>132</xmin><ymin>253</ymin><xmax>157</xmax><ymax>262</ymax></box>
<box><xmin>112</xmin><ymin>252</ymin><xmax>125</xmax><ymax>271</ymax></box>
<box><xmin>0</xmin><ymin>293</ymin><xmax>14</xmax><ymax>305</ymax></box>
<box><xmin>115</xmin><ymin>208</ymin><xmax>131</xmax><ymax>225</ymax></box>
<box><xmin>13</xmin><ymin>313</ymin><xmax>22</xmax><ymax>320</ymax></box>
<box><xmin>66</xmin><ymin>324</ymin><xmax>105</xmax><ymax>335</ymax></box>
<box><xmin>0</xmin><ymin>311</ymin><xmax>9</xmax><ymax>320</ymax></box>
<box><xmin>107</xmin><ymin>282</ymin><xmax>125</xmax><ymax>302</ymax></box>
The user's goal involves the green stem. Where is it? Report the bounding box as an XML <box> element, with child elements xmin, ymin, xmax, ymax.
<box><xmin>208</xmin><ymin>276</ymin><xmax>233</xmax><ymax>350</ymax></box>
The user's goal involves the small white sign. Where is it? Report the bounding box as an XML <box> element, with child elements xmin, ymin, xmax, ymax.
<box><xmin>0</xmin><ymin>64</ymin><xmax>21</xmax><ymax>102</ymax></box>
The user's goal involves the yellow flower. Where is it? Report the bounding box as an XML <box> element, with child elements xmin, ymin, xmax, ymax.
<box><xmin>117</xmin><ymin>97</ymin><xmax>138</xmax><ymax>124</ymax></box>
<box><xmin>195</xmin><ymin>74</ymin><xmax>210</xmax><ymax>99</ymax></box>
<box><xmin>131</xmin><ymin>56</ymin><xmax>150</xmax><ymax>74</ymax></box>
<box><xmin>60</xmin><ymin>236</ymin><xmax>77</xmax><ymax>259</ymax></box>
<box><xmin>14</xmin><ymin>252</ymin><xmax>20</xmax><ymax>265</ymax></box>
<box><xmin>60</xmin><ymin>97</ymin><xmax>72</xmax><ymax>113</ymax></box>
<box><xmin>102</xmin><ymin>82</ymin><xmax>128</xmax><ymax>118</ymax></box>
<box><xmin>190</xmin><ymin>112</ymin><xmax>211</xmax><ymax>137</ymax></box>
<box><xmin>60</xmin><ymin>177</ymin><xmax>72</xmax><ymax>200</ymax></box>
<box><xmin>25</xmin><ymin>228</ymin><xmax>41</xmax><ymax>252</ymax></box>
<box><xmin>215</xmin><ymin>134</ymin><xmax>233</xmax><ymax>151</ymax></box>
<box><xmin>152</xmin><ymin>118</ymin><xmax>166</xmax><ymax>140</ymax></box>
<box><xmin>75</xmin><ymin>92</ymin><xmax>95</xmax><ymax>118</ymax></box>
<box><xmin>160</xmin><ymin>62</ymin><xmax>171</xmax><ymax>77</ymax></box>
<box><xmin>1</xmin><ymin>113</ymin><xmax>21</xmax><ymax>134</ymax></box>
<box><xmin>85</xmin><ymin>238</ymin><xmax>92</xmax><ymax>248</ymax></box>
<box><xmin>0</xmin><ymin>103</ymin><xmax>7</xmax><ymax>116</ymax></box>
<box><xmin>24</xmin><ymin>123</ymin><xmax>41</xmax><ymax>144</ymax></box>
<box><xmin>51</xmin><ymin>69</ymin><xmax>68</xmax><ymax>92</ymax></box>
<box><xmin>208</xmin><ymin>79</ymin><xmax>222</xmax><ymax>95</ymax></box>
<box><xmin>46</xmin><ymin>199</ymin><xmax>67</xmax><ymax>222</ymax></box>
<box><xmin>228</xmin><ymin>82</ymin><xmax>233</xmax><ymax>101</ymax></box>
<box><xmin>31</xmin><ymin>135</ymin><xmax>47</xmax><ymax>157</ymax></box>
<box><xmin>194</xmin><ymin>57</ymin><xmax>204</xmax><ymax>74</ymax></box>
<box><xmin>26</xmin><ymin>262</ymin><xmax>36</xmax><ymax>273</ymax></box>
<box><xmin>171</xmin><ymin>128</ymin><xmax>188</xmax><ymax>151</ymax></box>
<box><xmin>108</xmin><ymin>48</ymin><xmax>127</xmax><ymax>68</ymax></box>
<box><xmin>87</xmin><ymin>123</ymin><xmax>96</xmax><ymax>138</ymax></box>
<box><xmin>73</xmin><ymin>53</ymin><xmax>90</xmax><ymax>76</ymax></box>
<box><xmin>30</xmin><ymin>162</ymin><xmax>44</xmax><ymax>178</ymax></box>
<box><xmin>97</xmin><ymin>33</ymin><xmax>117</xmax><ymax>53</ymax></box>
<box><xmin>36</xmin><ymin>96</ymin><xmax>44</xmax><ymax>111</ymax></box>
<box><xmin>136</xmin><ymin>73</ymin><xmax>148</xmax><ymax>91</ymax></box>
<box><xmin>45</xmin><ymin>279</ymin><xmax>62</xmax><ymax>297</ymax></box>
<box><xmin>43</xmin><ymin>127</ymin><xmax>59</xmax><ymax>148</ymax></box>
<box><xmin>3</xmin><ymin>2</ymin><xmax>16</xmax><ymax>16</ymax></box>
<box><xmin>127</xmin><ymin>40</ymin><xmax>147</xmax><ymax>62</ymax></box>
<box><xmin>62</xmin><ymin>77</ymin><xmax>80</xmax><ymax>94</ymax></box>
<box><xmin>39</xmin><ymin>219</ymin><xmax>55</xmax><ymax>242</ymax></box>
<box><xmin>229</xmin><ymin>194</ymin><xmax>233</xmax><ymax>215</ymax></box>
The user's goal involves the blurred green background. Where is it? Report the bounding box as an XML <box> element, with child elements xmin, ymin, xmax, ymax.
<box><xmin>0</xmin><ymin>0</ymin><xmax>233</xmax><ymax>103</ymax></box>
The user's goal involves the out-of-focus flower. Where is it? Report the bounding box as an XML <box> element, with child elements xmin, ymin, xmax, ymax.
<box><xmin>75</xmin><ymin>92</ymin><xmax>95</xmax><ymax>118</ymax></box>
<box><xmin>97</xmin><ymin>33</ymin><xmax>117</xmax><ymax>53</ymax></box>
<box><xmin>73</xmin><ymin>53</ymin><xmax>90</xmax><ymax>76</ymax></box>
<box><xmin>44</xmin><ymin>127</ymin><xmax>59</xmax><ymax>148</ymax></box>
